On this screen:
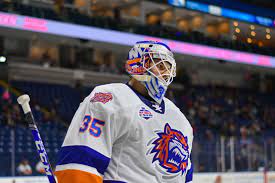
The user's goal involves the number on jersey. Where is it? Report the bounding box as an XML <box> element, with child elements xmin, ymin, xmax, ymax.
<box><xmin>79</xmin><ymin>115</ymin><xmax>105</xmax><ymax>137</ymax></box>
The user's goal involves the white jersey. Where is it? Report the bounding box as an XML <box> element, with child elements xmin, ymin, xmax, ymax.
<box><xmin>56</xmin><ymin>83</ymin><xmax>193</xmax><ymax>183</ymax></box>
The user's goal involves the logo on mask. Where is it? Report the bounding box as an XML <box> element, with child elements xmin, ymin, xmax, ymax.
<box><xmin>148</xmin><ymin>123</ymin><xmax>189</xmax><ymax>175</ymax></box>
<box><xmin>155</xmin><ymin>85</ymin><xmax>165</xmax><ymax>99</ymax></box>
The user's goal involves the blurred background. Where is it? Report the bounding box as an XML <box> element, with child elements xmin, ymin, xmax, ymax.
<box><xmin>0</xmin><ymin>0</ymin><xmax>275</xmax><ymax>182</ymax></box>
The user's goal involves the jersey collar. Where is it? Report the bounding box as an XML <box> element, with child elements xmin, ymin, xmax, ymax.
<box><xmin>126</xmin><ymin>83</ymin><xmax>165</xmax><ymax>114</ymax></box>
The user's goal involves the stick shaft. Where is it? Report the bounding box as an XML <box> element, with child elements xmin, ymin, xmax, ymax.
<box><xmin>25</xmin><ymin>112</ymin><xmax>56</xmax><ymax>183</ymax></box>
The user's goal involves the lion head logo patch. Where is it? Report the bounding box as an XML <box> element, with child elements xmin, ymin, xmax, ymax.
<box><xmin>148</xmin><ymin>123</ymin><xmax>189</xmax><ymax>175</ymax></box>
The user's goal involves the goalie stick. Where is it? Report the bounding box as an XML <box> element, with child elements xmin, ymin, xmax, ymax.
<box><xmin>17</xmin><ymin>94</ymin><xmax>56</xmax><ymax>183</ymax></box>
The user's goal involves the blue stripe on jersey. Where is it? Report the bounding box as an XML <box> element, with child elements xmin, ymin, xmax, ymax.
<box><xmin>57</xmin><ymin>145</ymin><xmax>110</xmax><ymax>175</ymax></box>
<box><xmin>185</xmin><ymin>163</ymin><xmax>193</xmax><ymax>183</ymax></box>
<box><xmin>103</xmin><ymin>181</ymin><xmax>126</xmax><ymax>183</ymax></box>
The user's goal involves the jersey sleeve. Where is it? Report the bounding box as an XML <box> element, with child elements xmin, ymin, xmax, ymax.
<box><xmin>185</xmin><ymin>163</ymin><xmax>193</xmax><ymax>183</ymax></box>
<box><xmin>55</xmin><ymin>85</ymin><xmax>125</xmax><ymax>183</ymax></box>
<box><xmin>185</xmin><ymin>128</ymin><xmax>194</xmax><ymax>183</ymax></box>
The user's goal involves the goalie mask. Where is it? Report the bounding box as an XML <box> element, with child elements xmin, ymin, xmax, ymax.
<box><xmin>126</xmin><ymin>41</ymin><xmax>176</xmax><ymax>104</ymax></box>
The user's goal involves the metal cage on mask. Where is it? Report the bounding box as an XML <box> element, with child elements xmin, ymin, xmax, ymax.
<box><xmin>126</xmin><ymin>43</ymin><xmax>176</xmax><ymax>85</ymax></box>
<box><xmin>142</xmin><ymin>50</ymin><xmax>176</xmax><ymax>86</ymax></box>
<box><xmin>126</xmin><ymin>41</ymin><xmax>176</xmax><ymax>104</ymax></box>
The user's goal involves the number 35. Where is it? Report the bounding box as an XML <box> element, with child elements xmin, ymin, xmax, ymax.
<box><xmin>79</xmin><ymin>115</ymin><xmax>105</xmax><ymax>137</ymax></box>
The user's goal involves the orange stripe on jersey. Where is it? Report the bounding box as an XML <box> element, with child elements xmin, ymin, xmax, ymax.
<box><xmin>55</xmin><ymin>169</ymin><xmax>103</xmax><ymax>183</ymax></box>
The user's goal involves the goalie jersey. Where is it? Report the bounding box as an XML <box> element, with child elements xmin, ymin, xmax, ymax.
<box><xmin>55</xmin><ymin>83</ymin><xmax>193</xmax><ymax>183</ymax></box>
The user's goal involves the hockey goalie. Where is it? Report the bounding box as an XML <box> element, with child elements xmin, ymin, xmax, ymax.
<box><xmin>55</xmin><ymin>41</ymin><xmax>194</xmax><ymax>183</ymax></box>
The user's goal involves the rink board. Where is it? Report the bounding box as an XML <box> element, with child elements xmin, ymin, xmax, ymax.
<box><xmin>0</xmin><ymin>172</ymin><xmax>274</xmax><ymax>183</ymax></box>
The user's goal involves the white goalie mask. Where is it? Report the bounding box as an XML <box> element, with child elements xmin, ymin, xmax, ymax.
<box><xmin>126</xmin><ymin>41</ymin><xmax>176</xmax><ymax>104</ymax></box>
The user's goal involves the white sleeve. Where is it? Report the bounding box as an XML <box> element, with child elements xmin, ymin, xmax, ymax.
<box><xmin>55</xmin><ymin>85</ymin><xmax>127</xmax><ymax>176</ymax></box>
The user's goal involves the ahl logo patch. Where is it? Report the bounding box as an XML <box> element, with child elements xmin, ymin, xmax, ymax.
<box><xmin>91</xmin><ymin>92</ymin><xmax>113</xmax><ymax>104</ymax></box>
<box><xmin>139</xmin><ymin>107</ymin><xmax>153</xmax><ymax>120</ymax></box>
<box><xmin>148</xmin><ymin>123</ymin><xmax>189</xmax><ymax>175</ymax></box>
